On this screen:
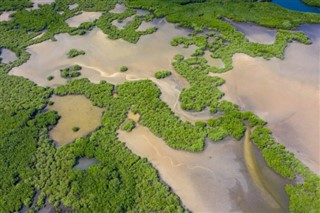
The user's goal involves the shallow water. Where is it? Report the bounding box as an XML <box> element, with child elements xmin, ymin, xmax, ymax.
<box><xmin>118</xmin><ymin>125</ymin><xmax>290</xmax><ymax>212</ymax></box>
<box><xmin>0</xmin><ymin>48</ymin><xmax>17</xmax><ymax>64</ymax></box>
<box><xmin>218</xmin><ymin>25</ymin><xmax>320</xmax><ymax>174</ymax></box>
<box><xmin>74</xmin><ymin>158</ymin><xmax>99</xmax><ymax>170</ymax></box>
<box><xmin>226</xmin><ymin>19</ymin><xmax>276</xmax><ymax>44</ymax></box>
<box><xmin>10</xmin><ymin>19</ymin><xmax>195</xmax><ymax>87</ymax></box>
<box><xmin>112</xmin><ymin>15</ymin><xmax>135</xmax><ymax>30</ymax></box>
<box><xmin>47</xmin><ymin>95</ymin><xmax>104</xmax><ymax>145</ymax></box>
<box><xmin>272</xmin><ymin>0</ymin><xmax>320</xmax><ymax>14</ymax></box>
<box><xmin>65</xmin><ymin>12</ymin><xmax>102</xmax><ymax>28</ymax></box>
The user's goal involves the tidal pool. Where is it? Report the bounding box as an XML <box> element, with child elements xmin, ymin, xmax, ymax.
<box><xmin>0</xmin><ymin>48</ymin><xmax>17</xmax><ymax>64</ymax></box>
<box><xmin>217</xmin><ymin>23</ymin><xmax>320</xmax><ymax>174</ymax></box>
<box><xmin>47</xmin><ymin>95</ymin><xmax>104</xmax><ymax>145</ymax></box>
<box><xmin>118</xmin><ymin>125</ymin><xmax>290</xmax><ymax>212</ymax></box>
<box><xmin>74</xmin><ymin>158</ymin><xmax>99</xmax><ymax>170</ymax></box>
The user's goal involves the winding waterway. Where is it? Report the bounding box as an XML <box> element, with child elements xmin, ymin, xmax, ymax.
<box><xmin>272</xmin><ymin>0</ymin><xmax>320</xmax><ymax>14</ymax></box>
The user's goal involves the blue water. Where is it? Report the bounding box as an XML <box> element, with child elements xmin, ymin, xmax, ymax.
<box><xmin>272</xmin><ymin>0</ymin><xmax>320</xmax><ymax>14</ymax></box>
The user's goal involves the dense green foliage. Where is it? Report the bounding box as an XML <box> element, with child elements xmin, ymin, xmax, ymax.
<box><xmin>155</xmin><ymin>70</ymin><xmax>171</xmax><ymax>79</ymax></box>
<box><xmin>0</xmin><ymin>0</ymin><xmax>32</xmax><ymax>12</ymax></box>
<box><xmin>67</xmin><ymin>49</ymin><xmax>85</xmax><ymax>58</ymax></box>
<box><xmin>60</xmin><ymin>65</ymin><xmax>82</xmax><ymax>78</ymax></box>
<box><xmin>122</xmin><ymin>120</ymin><xmax>136</xmax><ymax>132</ymax></box>
<box><xmin>1</xmin><ymin>0</ymin><xmax>320</xmax><ymax>212</ymax></box>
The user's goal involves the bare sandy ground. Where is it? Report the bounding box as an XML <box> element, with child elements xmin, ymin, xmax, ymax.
<box><xmin>226</xmin><ymin>19</ymin><xmax>276</xmax><ymax>44</ymax></box>
<box><xmin>10</xmin><ymin>19</ymin><xmax>195</xmax><ymax>87</ymax></box>
<box><xmin>65</xmin><ymin>12</ymin><xmax>102</xmax><ymax>28</ymax></box>
<box><xmin>217</xmin><ymin>24</ymin><xmax>320</xmax><ymax>174</ymax></box>
<box><xmin>118</xmin><ymin>125</ymin><xmax>289</xmax><ymax>213</ymax></box>
<box><xmin>0</xmin><ymin>11</ymin><xmax>14</xmax><ymax>22</ymax></box>
<box><xmin>47</xmin><ymin>95</ymin><xmax>104</xmax><ymax>145</ymax></box>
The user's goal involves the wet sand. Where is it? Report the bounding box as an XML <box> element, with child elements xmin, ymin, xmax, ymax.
<box><xmin>47</xmin><ymin>95</ymin><xmax>104</xmax><ymax>145</ymax></box>
<box><xmin>109</xmin><ymin>4</ymin><xmax>126</xmax><ymax>14</ymax></box>
<box><xmin>218</xmin><ymin>24</ymin><xmax>320</xmax><ymax>174</ymax></box>
<box><xmin>68</xmin><ymin>3</ymin><xmax>78</xmax><ymax>10</ymax></box>
<box><xmin>65</xmin><ymin>12</ymin><xmax>102</xmax><ymax>28</ymax></box>
<box><xmin>0</xmin><ymin>48</ymin><xmax>17</xmax><ymax>63</ymax></box>
<box><xmin>0</xmin><ymin>11</ymin><xmax>15</xmax><ymax>21</ymax></box>
<box><xmin>203</xmin><ymin>51</ymin><xmax>225</xmax><ymax>68</ymax></box>
<box><xmin>10</xmin><ymin>19</ymin><xmax>195</xmax><ymax>87</ymax></box>
<box><xmin>226</xmin><ymin>19</ymin><xmax>276</xmax><ymax>44</ymax></box>
<box><xmin>30</xmin><ymin>0</ymin><xmax>55</xmax><ymax>10</ymax></box>
<box><xmin>118</xmin><ymin>125</ymin><xmax>290</xmax><ymax>212</ymax></box>
<box><xmin>112</xmin><ymin>15</ymin><xmax>135</xmax><ymax>30</ymax></box>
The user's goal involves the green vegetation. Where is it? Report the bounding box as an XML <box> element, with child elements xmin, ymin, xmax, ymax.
<box><xmin>301</xmin><ymin>0</ymin><xmax>320</xmax><ymax>7</ymax></box>
<box><xmin>120</xmin><ymin>65</ymin><xmax>128</xmax><ymax>72</ymax></box>
<box><xmin>96</xmin><ymin>6</ymin><xmax>157</xmax><ymax>43</ymax></box>
<box><xmin>122</xmin><ymin>120</ymin><xmax>135</xmax><ymax>132</ymax></box>
<box><xmin>155</xmin><ymin>70</ymin><xmax>171</xmax><ymax>79</ymax></box>
<box><xmin>60</xmin><ymin>65</ymin><xmax>82</xmax><ymax>79</ymax></box>
<box><xmin>0</xmin><ymin>0</ymin><xmax>32</xmax><ymax>12</ymax></box>
<box><xmin>72</xmin><ymin>126</ymin><xmax>80</xmax><ymax>132</ymax></box>
<box><xmin>1</xmin><ymin>0</ymin><xmax>320</xmax><ymax>212</ymax></box>
<box><xmin>67</xmin><ymin>49</ymin><xmax>85</xmax><ymax>58</ymax></box>
<box><xmin>47</xmin><ymin>75</ymin><xmax>54</xmax><ymax>81</ymax></box>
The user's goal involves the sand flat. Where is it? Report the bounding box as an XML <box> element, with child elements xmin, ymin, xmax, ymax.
<box><xmin>47</xmin><ymin>95</ymin><xmax>104</xmax><ymax>145</ymax></box>
<box><xmin>10</xmin><ymin>19</ymin><xmax>196</xmax><ymax>87</ymax></box>
<box><xmin>66</xmin><ymin>12</ymin><xmax>102</xmax><ymax>28</ymax></box>
<box><xmin>118</xmin><ymin>125</ymin><xmax>289</xmax><ymax>212</ymax></box>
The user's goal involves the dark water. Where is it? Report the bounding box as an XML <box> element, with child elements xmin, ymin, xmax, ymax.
<box><xmin>272</xmin><ymin>0</ymin><xmax>320</xmax><ymax>14</ymax></box>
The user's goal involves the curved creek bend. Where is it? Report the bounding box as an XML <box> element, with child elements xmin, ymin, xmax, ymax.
<box><xmin>9</xmin><ymin>16</ymin><xmax>316</xmax><ymax>212</ymax></box>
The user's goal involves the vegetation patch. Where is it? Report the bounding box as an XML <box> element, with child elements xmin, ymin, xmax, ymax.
<box><xmin>155</xmin><ymin>70</ymin><xmax>171</xmax><ymax>79</ymax></box>
<box><xmin>60</xmin><ymin>65</ymin><xmax>82</xmax><ymax>79</ymax></box>
<box><xmin>122</xmin><ymin>120</ymin><xmax>135</xmax><ymax>132</ymax></box>
<box><xmin>67</xmin><ymin>49</ymin><xmax>85</xmax><ymax>58</ymax></box>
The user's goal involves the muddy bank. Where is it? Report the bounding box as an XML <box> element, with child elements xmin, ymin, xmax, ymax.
<box><xmin>47</xmin><ymin>95</ymin><xmax>104</xmax><ymax>145</ymax></box>
<box><xmin>218</xmin><ymin>48</ymin><xmax>319</xmax><ymax>174</ymax></box>
<box><xmin>118</xmin><ymin>125</ymin><xmax>290</xmax><ymax>212</ymax></box>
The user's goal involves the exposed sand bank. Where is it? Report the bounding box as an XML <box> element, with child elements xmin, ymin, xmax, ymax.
<box><xmin>65</xmin><ymin>12</ymin><xmax>102</xmax><ymax>28</ymax></box>
<box><xmin>118</xmin><ymin>125</ymin><xmax>289</xmax><ymax>212</ymax></box>
<box><xmin>29</xmin><ymin>0</ymin><xmax>55</xmax><ymax>10</ymax></box>
<box><xmin>225</xmin><ymin>19</ymin><xmax>276</xmax><ymax>44</ymax></box>
<box><xmin>10</xmin><ymin>19</ymin><xmax>195</xmax><ymax>87</ymax></box>
<box><xmin>0</xmin><ymin>11</ymin><xmax>15</xmax><ymax>22</ymax></box>
<box><xmin>218</xmin><ymin>50</ymin><xmax>319</xmax><ymax>174</ymax></box>
<box><xmin>47</xmin><ymin>95</ymin><xmax>104</xmax><ymax>145</ymax></box>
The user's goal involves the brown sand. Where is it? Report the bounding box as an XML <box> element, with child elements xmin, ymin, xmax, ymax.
<box><xmin>118</xmin><ymin>125</ymin><xmax>289</xmax><ymax>212</ymax></box>
<box><xmin>47</xmin><ymin>95</ymin><xmax>104</xmax><ymax>145</ymax></box>
<box><xmin>65</xmin><ymin>12</ymin><xmax>102</xmax><ymax>28</ymax></box>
